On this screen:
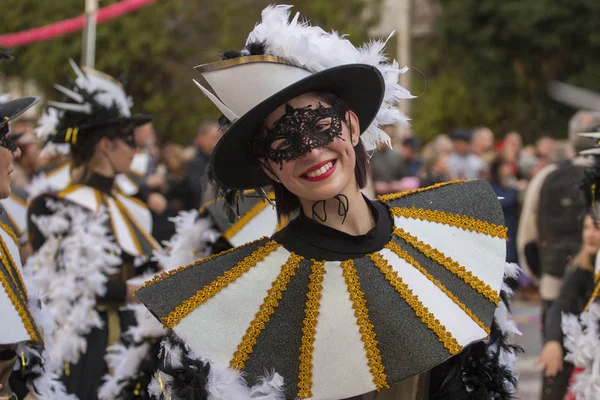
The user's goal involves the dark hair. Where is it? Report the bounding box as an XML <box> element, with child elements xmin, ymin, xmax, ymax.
<box><xmin>70</xmin><ymin>123</ymin><xmax>132</xmax><ymax>169</ymax></box>
<box><xmin>489</xmin><ymin>156</ymin><xmax>507</xmax><ymax>186</ymax></box>
<box><xmin>259</xmin><ymin>92</ymin><xmax>369</xmax><ymax>220</ymax></box>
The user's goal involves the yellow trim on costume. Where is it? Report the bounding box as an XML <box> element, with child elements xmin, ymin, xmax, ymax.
<box><xmin>71</xmin><ymin>127</ymin><xmax>79</xmax><ymax>144</ymax></box>
<box><xmin>584</xmin><ymin>281</ymin><xmax>600</xmax><ymax>312</ymax></box>
<box><xmin>0</xmin><ymin>236</ymin><xmax>41</xmax><ymax>344</ymax></box>
<box><xmin>137</xmin><ymin>237</ymin><xmax>269</xmax><ymax>291</ymax></box>
<box><xmin>44</xmin><ymin>162</ymin><xmax>70</xmax><ymax>179</ymax></box>
<box><xmin>65</xmin><ymin>127</ymin><xmax>73</xmax><ymax>143</ymax></box>
<box><xmin>393</xmin><ymin>227</ymin><xmax>500</xmax><ymax>305</ymax></box>
<box><xmin>297</xmin><ymin>260</ymin><xmax>326</xmax><ymax>399</ymax></box>
<box><xmin>368</xmin><ymin>252</ymin><xmax>463</xmax><ymax>356</ymax></box>
<box><xmin>223</xmin><ymin>199</ymin><xmax>271</xmax><ymax>241</ymax></box>
<box><xmin>8</xmin><ymin>193</ymin><xmax>26</xmax><ymax>207</ymax></box>
<box><xmin>161</xmin><ymin>241</ymin><xmax>280</xmax><ymax>329</ymax></box>
<box><xmin>57</xmin><ymin>184</ymin><xmax>86</xmax><ymax>199</ymax></box>
<box><xmin>340</xmin><ymin>259</ymin><xmax>389</xmax><ymax>390</ymax></box>
<box><xmin>114</xmin><ymin>197</ymin><xmax>160</xmax><ymax>252</ymax></box>
<box><xmin>0</xmin><ymin>238</ymin><xmax>27</xmax><ymax>302</ymax></box>
<box><xmin>111</xmin><ymin>196</ymin><xmax>145</xmax><ymax>255</ymax></box>
<box><xmin>0</xmin><ymin>221</ymin><xmax>21</xmax><ymax>247</ymax></box>
<box><xmin>390</xmin><ymin>207</ymin><xmax>508</xmax><ymax>239</ymax></box>
<box><xmin>1</xmin><ymin>211</ymin><xmax>22</xmax><ymax>237</ymax></box>
<box><xmin>230</xmin><ymin>252</ymin><xmax>303</xmax><ymax>370</ymax></box>
<box><xmin>194</xmin><ymin>55</ymin><xmax>303</xmax><ymax>73</ymax></box>
<box><xmin>377</xmin><ymin>180</ymin><xmax>468</xmax><ymax>203</ymax></box>
<box><xmin>385</xmin><ymin>241</ymin><xmax>490</xmax><ymax>335</ymax></box>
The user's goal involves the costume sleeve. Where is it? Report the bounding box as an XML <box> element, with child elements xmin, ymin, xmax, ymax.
<box><xmin>516</xmin><ymin>164</ymin><xmax>556</xmax><ymax>281</ymax></box>
<box><xmin>544</xmin><ymin>268</ymin><xmax>593</xmax><ymax>344</ymax></box>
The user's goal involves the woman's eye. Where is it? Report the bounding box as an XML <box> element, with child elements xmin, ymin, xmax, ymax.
<box><xmin>315</xmin><ymin>119</ymin><xmax>331</xmax><ymax>132</ymax></box>
<box><xmin>271</xmin><ymin>138</ymin><xmax>291</xmax><ymax>150</ymax></box>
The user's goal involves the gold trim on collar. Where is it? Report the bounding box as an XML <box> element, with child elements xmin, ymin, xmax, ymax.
<box><xmin>230</xmin><ymin>252</ymin><xmax>303</xmax><ymax>370</ymax></box>
<box><xmin>223</xmin><ymin>199</ymin><xmax>271</xmax><ymax>241</ymax></box>
<box><xmin>385</xmin><ymin>241</ymin><xmax>490</xmax><ymax>335</ymax></box>
<box><xmin>340</xmin><ymin>259</ymin><xmax>389</xmax><ymax>390</ymax></box>
<box><xmin>161</xmin><ymin>241</ymin><xmax>280</xmax><ymax>329</ymax></box>
<box><xmin>393</xmin><ymin>227</ymin><xmax>500</xmax><ymax>305</ymax></box>
<box><xmin>194</xmin><ymin>55</ymin><xmax>304</xmax><ymax>73</ymax></box>
<box><xmin>390</xmin><ymin>207</ymin><xmax>508</xmax><ymax>239</ymax></box>
<box><xmin>369</xmin><ymin>252</ymin><xmax>463</xmax><ymax>356</ymax></box>
<box><xmin>378</xmin><ymin>180</ymin><xmax>468</xmax><ymax>203</ymax></box>
<box><xmin>297</xmin><ymin>260</ymin><xmax>326</xmax><ymax>399</ymax></box>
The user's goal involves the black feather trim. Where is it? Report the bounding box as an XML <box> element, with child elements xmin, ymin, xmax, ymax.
<box><xmin>221</xmin><ymin>50</ymin><xmax>242</xmax><ymax>60</ymax></box>
<box><xmin>157</xmin><ymin>333</ymin><xmax>210</xmax><ymax>400</ymax></box>
<box><xmin>460</xmin><ymin>291</ymin><xmax>523</xmax><ymax>399</ymax></box>
<box><xmin>246</xmin><ymin>40</ymin><xmax>266</xmax><ymax>55</ymax></box>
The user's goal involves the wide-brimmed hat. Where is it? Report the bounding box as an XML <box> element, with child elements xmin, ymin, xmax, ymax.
<box><xmin>0</xmin><ymin>97</ymin><xmax>40</xmax><ymax>132</ymax></box>
<box><xmin>36</xmin><ymin>60</ymin><xmax>151</xmax><ymax>146</ymax></box>
<box><xmin>194</xmin><ymin>5</ymin><xmax>413</xmax><ymax>190</ymax></box>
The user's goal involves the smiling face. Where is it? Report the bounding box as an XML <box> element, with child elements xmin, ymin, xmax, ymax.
<box><xmin>258</xmin><ymin>93</ymin><xmax>361</xmax><ymax>203</ymax></box>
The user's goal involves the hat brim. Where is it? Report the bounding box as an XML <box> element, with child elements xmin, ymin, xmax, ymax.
<box><xmin>210</xmin><ymin>64</ymin><xmax>384</xmax><ymax>190</ymax></box>
<box><xmin>0</xmin><ymin>97</ymin><xmax>39</xmax><ymax>126</ymax></box>
<box><xmin>81</xmin><ymin>114</ymin><xmax>153</xmax><ymax>130</ymax></box>
<box><xmin>51</xmin><ymin>114</ymin><xmax>153</xmax><ymax>143</ymax></box>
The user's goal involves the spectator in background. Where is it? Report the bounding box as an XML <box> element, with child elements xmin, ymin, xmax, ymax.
<box><xmin>447</xmin><ymin>129</ymin><xmax>485</xmax><ymax>180</ymax></box>
<box><xmin>536</xmin><ymin>136</ymin><xmax>556</xmax><ymax>167</ymax></box>
<box><xmin>400</xmin><ymin>136</ymin><xmax>423</xmax><ymax>176</ymax></box>
<box><xmin>489</xmin><ymin>157</ymin><xmax>520</xmax><ymax>265</ymax></box>
<box><xmin>161</xmin><ymin>143</ymin><xmax>196</xmax><ymax>213</ymax></box>
<box><xmin>186</xmin><ymin>120</ymin><xmax>222</xmax><ymax>207</ymax></box>
<box><xmin>472</xmin><ymin>126</ymin><xmax>496</xmax><ymax>164</ymax></box>
<box><xmin>517</xmin><ymin>110</ymin><xmax>600</xmax><ymax>400</ymax></box>
<box><xmin>419</xmin><ymin>151</ymin><xmax>450</xmax><ymax>188</ymax></box>
<box><xmin>11</xmin><ymin>133</ymin><xmax>42</xmax><ymax>189</ymax></box>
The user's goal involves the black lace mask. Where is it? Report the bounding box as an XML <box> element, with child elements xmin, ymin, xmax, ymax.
<box><xmin>255</xmin><ymin>102</ymin><xmax>344</xmax><ymax>167</ymax></box>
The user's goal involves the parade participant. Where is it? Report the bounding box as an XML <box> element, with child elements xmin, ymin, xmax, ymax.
<box><xmin>0</xmin><ymin>95</ymin><xmax>72</xmax><ymax>399</ymax></box>
<box><xmin>538</xmin><ymin>211</ymin><xmax>599</xmax><ymax>399</ymax></box>
<box><xmin>137</xmin><ymin>6</ymin><xmax>519</xmax><ymax>400</ymax></box>
<box><xmin>27</xmin><ymin>61</ymin><xmax>161</xmax><ymax>399</ymax></box>
<box><xmin>561</xmin><ymin>132</ymin><xmax>600</xmax><ymax>400</ymax></box>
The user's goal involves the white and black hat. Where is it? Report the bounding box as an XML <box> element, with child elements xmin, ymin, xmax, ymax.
<box><xmin>36</xmin><ymin>60</ymin><xmax>151</xmax><ymax>147</ymax></box>
<box><xmin>194</xmin><ymin>5</ymin><xmax>413</xmax><ymax>190</ymax></box>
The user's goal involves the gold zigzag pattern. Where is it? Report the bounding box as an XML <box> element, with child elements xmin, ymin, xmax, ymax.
<box><xmin>340</xmin><ymin>259</ymin><xmax>389</xmax><ymax>390</ymax></box>
<box><xmin>377</xmin><ymin>180</ymin><xmax>467</xmax><ymax>203</ymax></box>
<box><xmin>369</xmin><ymin>252</ymin><xmax>463</xmax><ymax>356</ymax></box>
<box><xmin>393</xmin><ymin>227</ymin><xmax>500</xmax><ymax>305</ymax></box>
<box><xmin>390</xmin><ymin>207</ymin><xmax>507</xmax><ymax>239</ymax></box>
<box><xmin>385</xmin><ymin>241</ymin><xmax>490</xmax><ymax>335</ymax></box>
<box><xmin>298</xmin><ymin>260</ymin><xmax>326</xmax><ymax>399</ymax></box>
<box><xmin>161</xmin><ymin>241</ymin><xmax>281</xmax><ymax>329</ymax></box>
<box><xmin>230</xmin><ymin>252</ymin><xmax>304</xmax><ymax>370</ymax></box>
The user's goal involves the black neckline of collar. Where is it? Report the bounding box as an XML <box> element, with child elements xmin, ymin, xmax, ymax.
<box><xmin>82</xmin><ymin>171</ymin><xmax>115</xmax><ymax>195</ymax></box>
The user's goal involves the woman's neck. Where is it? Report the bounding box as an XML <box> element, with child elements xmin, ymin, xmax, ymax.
<box><xmin>300</xmin><ymin>187</ymin><xmax>374</xmax><ymax>236</ymax></box>
<box><xmin>88</xmin><ymin>158</ymin><xmax>116</xmax><ymax>178</ymax></box>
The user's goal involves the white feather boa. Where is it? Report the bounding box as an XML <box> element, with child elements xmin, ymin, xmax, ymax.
<box><xmin>26</xmin><ymin>198</ymin><xmax>122</xmax><ymax>377</ymax></box>
<box><xmin>245</xmin><ymin>4</ymin><xmax>414</xmax><ymax>151</ymax></box>
<box><xmin>14</xmin><ymin>268</ymin><xmax>75</xmax><ymax>399</ymax></box>
<box><xmin>563</xmin><ymin>302</ymin><xmax>600</xmax><ymax>399</ymax></box>
<box><xmin>97</xmin><ymin>210</ymin><xmax>218</xmax><ymax>399</ymax></box>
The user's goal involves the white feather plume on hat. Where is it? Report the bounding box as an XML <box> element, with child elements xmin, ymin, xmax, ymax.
<box><xmin>245</xmin><ymin>4</ymin><xmax>414</xmax><ymax>150</ymax></box>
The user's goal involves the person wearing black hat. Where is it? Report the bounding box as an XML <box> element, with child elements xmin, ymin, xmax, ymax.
<box><xmin>26</xmin><ymin>62</ymin><xmax>162</xmax><ymax>400</ymax></box>
<box><xmin>0</xmin><ymin>49</ymin><xmax>72</xmax><ymax>400</ymax></box>
<box><xmin>136</xmin><ymin>5</ymin><xmax>519</xmax><ymax>400</ymax></box>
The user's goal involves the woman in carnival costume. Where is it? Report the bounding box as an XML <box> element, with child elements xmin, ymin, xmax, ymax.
<box><xmin>561</xmin><ymin>131</ymin><xmax>600</xmax><ymax>400</ymax></box>
<box><xmin>0</xmin><ymin>50</ymin><xmax>71</xmax><ymax>400</ymax></box>
<box><xmin>26</xmin><ymin>61</ymin><xmax>162</xmax><ymax>400</ymax></box>
<box><xmin>137</xmin><ymin>5</ymin><xmax>520</xmax><ymax>400</ymax></box>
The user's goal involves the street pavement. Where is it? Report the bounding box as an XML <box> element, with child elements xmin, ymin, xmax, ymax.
<box><xmin>513</xmin><ymin>298</ymin><xmax>543</xmax><ymax>400</ymax></box>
